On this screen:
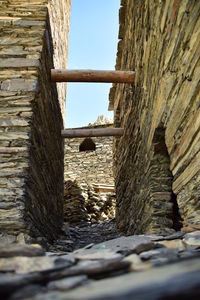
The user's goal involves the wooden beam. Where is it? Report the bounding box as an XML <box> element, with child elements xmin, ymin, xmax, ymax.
<box><xmin>94</xmin><ymin>186</ymin><xmax>115</xmax><ymax>193</ymax></box>
<box><xmin>51</xmin><ymin>69</ymin><xmax>135</xmax><ymax>83</ymax></box>
<box><xmin>61</xmin><ymin>128</ymin><xmax>124</xmax><ymax>138</ymax></box>
<box><xmin>93</xmin><ymin>184</ymin><xmax>115</xmax><ymax>193</ymax></box>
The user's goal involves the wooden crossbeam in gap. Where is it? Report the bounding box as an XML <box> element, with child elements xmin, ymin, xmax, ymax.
<box><xmin>61</xmin><ymin>128</ymin><xmax>124</xmax><ymax>138</ymax></box>
<box><xmin>51</xmin><ymin>69</ymin><xmax>135</xmax><ymax>83</ymax></box>
<box><xmin>93</xmin><ymin>184</ymin><xmax>115</xmax><ymax>193</ymax></box>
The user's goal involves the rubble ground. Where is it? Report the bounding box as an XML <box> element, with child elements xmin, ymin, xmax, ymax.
<box><xmin>0</xmin><ymin>222</ymin><xmax>200</xmax><ymax>300</ymax></box>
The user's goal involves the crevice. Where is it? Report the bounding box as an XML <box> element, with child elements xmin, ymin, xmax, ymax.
<box><xmin>150</xmin><ymin>126</ymin><xmax>183</xmax><ymax>233</ymax></box>
<box><xmin>171</xmin><ymin>192</ymin><xmax>183</xmax><ymax>231</ymax></box>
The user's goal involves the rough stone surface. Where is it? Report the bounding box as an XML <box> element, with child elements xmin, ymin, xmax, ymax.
<box><xmin>1</xmin><ymin>230</ymin><xmax>200</xmax><ymax>300</ymax></box>
<box><xmin>64</xmin><ymin>123</ymin><xmax>114</xmax><ymax>186</ymax></box>
<box><xmin>48</xmin><ymin>0</ymin><xmax>71</xmax><ymax>117</ymax></box>
<box><xmin>0</xmin><ymin>243</ymin><xmax>44</xmax><ymax>258</ymax></box>
<box><xmin>183</xmin><ymin>231</ymin><xmax>200</xmax><ymax>247</ymax></box>
<box><xmin>64</xmin><ymin>120</ymin><xmax>116</xmax><ymax>226</ymax></box>
<box><xmin>64</xmin><ymin>180</ymin><xmax>116</xmax><ymax>225</ymax></box>
<box><xmin>109</xmin><ymin>0</ymin><xmax>200</xmax><ymax>234</ymax></box>
<box><xmin>0</xmin><ymin>0</ymin><xmax>71</xmax><ymax>239</ymax></box>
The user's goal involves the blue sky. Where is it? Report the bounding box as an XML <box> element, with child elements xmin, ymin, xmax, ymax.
<box><xmin>65</xmin><ymin>0</ymin><xmax>120</xmax><ymax>128</ymax></box>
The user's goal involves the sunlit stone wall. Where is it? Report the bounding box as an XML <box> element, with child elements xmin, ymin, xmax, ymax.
<box><xmin>0</xmin><ymin>0</ymin><xmax>71</xmax><ymax>240</ymax></box>
<box><xmin>110</xmin><ymin>0</ymin><xmax>200</xmax><ymax>234</ymax></box>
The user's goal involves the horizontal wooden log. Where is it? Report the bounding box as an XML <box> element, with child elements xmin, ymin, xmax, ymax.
<box><xmin>61</xmin><ymin>128</ymin><xmax>124</xmax><ymax>138</ymax></box>
<box><xmin>51</xmin><ymin>69</ymin><xmax>135</xmax><ymax>83</ymax></box>
<box><xmin>93</xmin><ymin>184</ymin><xmax>115</xmax><ymax>193</ymax></box>
<box><xmin>93</xmin><ymin>184</ymin><xmax>114</xmax><ymax>188</ymax></box>
<box><xmin>94</xmin><ymin>186</ymin><xmax>115</xmax><ymax>193</ymax></box>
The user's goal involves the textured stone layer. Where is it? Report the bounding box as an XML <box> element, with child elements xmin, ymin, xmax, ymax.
<box><xmin>64</xmin><ymin>124</ymin><xmax>114</xmax><ymax>186</ymax></box>
<box><xmin>110</xmin><ymin>0</ymin><xmax>200</xmax><ymax>234</ymax></box>
<box><xmin>64</xmin><ymin>123</ymin><xmax>115</xmax><ymax>225</ymax></box>
<box><xmin>0</xmin><ymin>0</ymin><xmax>71</xmax><ymax>239</ymax></box>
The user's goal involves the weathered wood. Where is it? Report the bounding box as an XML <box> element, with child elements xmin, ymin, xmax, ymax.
<box><xmin>93</xmin><ymin>184</ymin><xmax>115</xmax><ymax>193</ymax></box>
<box><xmin>51</xmin><ymin>69</ymin><xmax>135</xmax><ymax>83</ymax></box>
<box><xmin>61</xmin><ymin>128</ymin><xmax>124</xmax><ymax>138</ymax></box>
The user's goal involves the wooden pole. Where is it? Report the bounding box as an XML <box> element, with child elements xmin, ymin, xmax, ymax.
<box><xmin>93</xmin><ymin>184</ymin><xmax>115</xmax><ymax>193</ymax></box>
<box><xmin>61</xmin><ymin>128</ymin><xmax>124</xmax><ymax>138</ymax></box>
<box><xmin>51</xmin><ymin>69</ymin><xmax>135</xmax><ymax>83</ymax></box>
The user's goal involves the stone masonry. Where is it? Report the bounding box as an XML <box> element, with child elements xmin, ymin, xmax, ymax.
<box><xmin>0</xmin><ymin>0</ymin><xmax>71</xmax><ymax>240</ymax></box>
<box><xmin>109</xmin><ymin>0</ymin><xmax>200</xmax><ymax>234</ymax></box>
<box><xmin>64</xmin><ymin>119</ymin><xmax>116</xmax><ymax>225</ymax></box>
<box><xmin>64</xmin><ymin>124</ymin><xmax>114</xmax><ymax>186</ymax></box>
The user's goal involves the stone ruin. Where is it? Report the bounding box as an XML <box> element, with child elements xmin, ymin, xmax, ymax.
<box><xmin>109</xmin><ymin>0</ymin><xmax>200</xmax><ymax>235</ymax></box>
<box><xmin>0</xmin><ymin>1</ymin><xmax>200</xmax><ymax>299</ymax></box>
<box><xmin>64</xmin><ymin>119</ymin><xmax>116</xmax><ymax>226</ymax></box>
<box><xmin>0</xmin><ymin>0</ymin><xmax>71</xmax><ymax>242</ymax></box>
<box><xmin>0</xmin><ymin>0</ymin><xmax>199</xmax><ymax>242</ymax></box>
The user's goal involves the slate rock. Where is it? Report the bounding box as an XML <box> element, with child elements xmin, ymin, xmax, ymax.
<box><xmin>10</xmin><ymin>284</ymin><xmax>46</xmax><ymax>300</ymax></box>
<box><xmin>123</xmin><ymin>254</ymin><xmax>152</xmax><ymax>271</ymax></box>
<box><xmin>73</xmin><ymin>248</ymin><xmax>122</xmax><ymax>260</ymax></box>
<box><xmin>140</xmin><ymin>248</ymin><xmax>179</xmax><ymax>265</ymax></box>
<box><xmin>90</xmin><ymin>235</ymin><xmax>154</xmax><ymax>255</ymax></box>
<box><xmin>1</xmin><ymin>79</ymin><xmax>38</xmax><ymax>92</ymax></box>
<box><xmin>63</xmin><ymin>257</ymin><xmax>200</xmax><ymax>300</ymax></box>
<box><xmin>183</xmin><ymin>231</ymin><xmax>200</xmax><ymax>247</ymax></box>
<box><xmin>48</xmin><ymin>258</ymin><xmax>131</xmax><ymax>280</ymax></box>
<box><xmin>157</xmin><ymin>239</ymin><xmax>186</xmax><ymax>251</ymax></box>
<box><xmin>0</xmin><ymin>243</ymin><xmax>44</xmax><ymax>258</ymax></box>
<box><xmin>0</xmin><ymin>234</ymin><xmax>17</xmax><ymax>244</ymax></box>
<box><xmin>178</xmin><ymin>249</ymin><xmax>200</xmax><ymax>259</ymax></box>
<box><xmin>47</xmin><ymin>275</ymin><xmax>88</xmax><ymax>291</ymax></box>
<box><xmin>26</xmin><ymin>258</ymin><xmax>200</xmax><ymax>300</ymax></box>
<box><xmin>0</xmin><ymin>273</ymin><xmax>43</xmax><ymax>298</ymax></box>
<box><xmin>149</xmin><ymin>231</ymin><xmax>185</xmax><ymax>241</ymax></box>
<box><xmin>0</xmin><ymin>256</ymin><xmax>72</xmax><ymax>274</ymax></box>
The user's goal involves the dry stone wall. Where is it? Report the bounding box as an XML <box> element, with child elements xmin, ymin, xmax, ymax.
<box><xmin>64</xmin><ymin>180</ymin><xmax>116</xmax><ymax>225</ymax></box>
<box><xmin>109</xmin><ymin>0</ymin><xmax>200</xmax><ymax>234</ymax></box>
<box><xmin>64</xmin><ymin>124</ymin><xmax>116</xmax><ymax>225</ymax></box>
<box><xmin>0</xmin><ymin>0</ymin><xmax>71</xmax><ymax>240</ymax></box>
<box><xmin>64</xmin><ymin>125</ymin><xmax>114</xmax><ymax>186</ymax></box>
<box><xmin>48</xmin><ymin>0</ymin><xmax>71</xmax><ymax>117</ymax></box>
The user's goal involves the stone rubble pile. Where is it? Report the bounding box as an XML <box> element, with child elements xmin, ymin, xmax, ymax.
<box><xmin>0</xmin><ymin>231</ymin><xmax>200</xmax><ymax>299</ymax></box>
<box><xmin>64</xmin><ymin>180</ymin><xmax>116</xmax><ymax>226</ymax></box>
<box><xmin>68</xmin><ymin>219</ymin><xmax>119</xmax><ymax>250</ymax></box>
<box><xmin>64</xmin><ymin>181</ymin><xmax>89</xmax><ymax>225</ymax></box>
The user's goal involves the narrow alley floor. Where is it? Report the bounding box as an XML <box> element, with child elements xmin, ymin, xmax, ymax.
<box><xmin>55</xmin><ymin>219</ymin><xmax>119</xmax><ymax>251</ymax></box>
<box><xmin>1</xmin><ymin>221</ymin><xmax>200</xmax><ymax>300</ymax></box>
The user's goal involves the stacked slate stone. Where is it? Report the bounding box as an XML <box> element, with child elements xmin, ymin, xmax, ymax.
<box><xmin>64</xmin><ymin>181</ymin><xmax>90</xmax><ymax>225</ymax></box>
<box><xmin>64</xmin><ymin>180</ymin><xmax>116</xmax><ymax>226</ymax></box>
<box><xmin>109</xmin><ymin>0</ymin><xmax>200</xmax><ymax>235</ymax></box>
<box><xmin>86</xmin><ymin>185</ymin><xmax>116</xmax><ymax>223</ymax></box>
<box><xmin>1</xmin><ymin>231</ymin><xmax>200</xmax><ymax>299</ymax></box>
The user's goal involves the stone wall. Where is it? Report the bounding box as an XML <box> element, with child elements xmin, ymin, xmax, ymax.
<box><xmin>0</xmin><ymin>0</ymin><xmax>71</xmax><ymax>240</ymax></box>
<box><xmin>64</xmin><ymin>123</ymin><xmax>115</xmax><ymax>225</ymax></box>
<box><xmin>109</xmin><ymin>0</ymin><xmax>200</xmax><ymax>234</ymax></box>
<box><xmin>48</xmin><ymin>0</ymin><xmax>71</xmax><ymax>117</ymax></box>
<box><xmin>64</xmin><ymin>124</ymin><xmax>114</xmax><ymax>186</ymax></box>
<box><xmin>64</xmin><ymin>181</ymin><xmax>116</xmax><ymax>225</ymax></box>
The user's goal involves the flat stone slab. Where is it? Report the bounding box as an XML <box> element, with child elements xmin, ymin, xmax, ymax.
<box><xmin>67</xmin><ymin>258</ymin><xmax>130</xmax><ymax>278</ymax></box>
<box><xmin>90</xmin><ymin>235</ymin><xmax>154</xmax><ymax>255</ymax></box>
<box><xmin>0</xmin><ymin>255</ymin><xmax>72</xmax><ymax>274</ymax></box>
<box><xmin>139</xmin><ymin>248</ymin><xmax>179</xmax><ymax>265</ymax></box>
<box><xmin>1</xmin><ymin>231</ymin><xmax>200</xmax><ymax>299</ymax></box>
<box><xmin>46</xmin><ymin>258</ymin><xmax>200</xmax><ymax>300</ymax></box>
<box><xmin>0</xmin><ymin>243</ymin><xmax>44</xmax><ymax>258</ymax></box>
<box><xmin>47</xmin><ymin>275</ymin><xmax>88</xmax><ymax>291</ymax></box>
<box><xmin>183</xmin><ymin>231</ymin><xmax>200</xmax><ymax>247</ymax></box>
<box><xmin>73</xmin><ymin>248</ymin><xmax>123</xmax><ymax>260</ymax></box>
